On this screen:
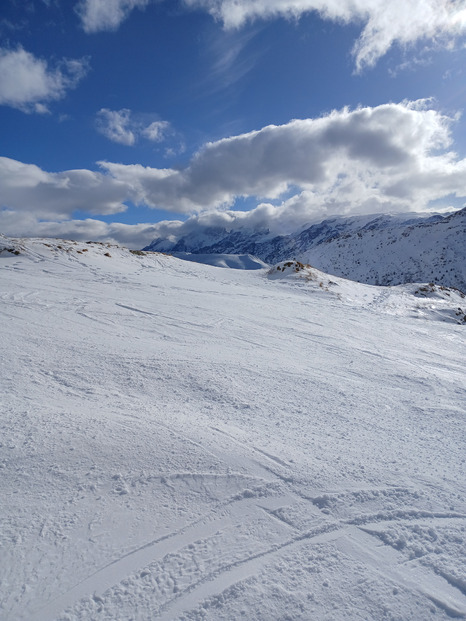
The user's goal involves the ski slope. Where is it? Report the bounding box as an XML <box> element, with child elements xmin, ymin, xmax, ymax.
<box><xmin>1</xmin><ymin>238</ymin><xmax>465</xmax><ymax>620</ymax></box>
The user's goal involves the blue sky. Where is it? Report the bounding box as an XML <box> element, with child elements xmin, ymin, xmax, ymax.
<box><xmin>1</xmin><ymin>0</ymin><xmax>466</xmax><ymax>247</ymax></box>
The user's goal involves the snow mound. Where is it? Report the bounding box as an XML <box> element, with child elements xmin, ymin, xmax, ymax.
<box><xmin>268</xmin><ymin>260</ymin><xmax>466</xmax><ymax>324</ymax></box>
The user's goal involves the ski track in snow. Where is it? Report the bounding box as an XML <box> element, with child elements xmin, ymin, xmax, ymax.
<box><xmin>0</xmin><ymin>239</ymin><xmax>465</xmax><ymax>620</ymax></box>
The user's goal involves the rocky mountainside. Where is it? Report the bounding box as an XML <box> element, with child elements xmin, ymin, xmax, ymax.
<box><xmin>144</xmin><ymin>208</ymin><xmax>466</xmax><ymax>292</ymax></box>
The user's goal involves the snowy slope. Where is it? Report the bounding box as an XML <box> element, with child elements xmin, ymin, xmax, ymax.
<box><xmin>1</xmin><ymin>237</ymin><xmax>466</xmax><ymax>621</ymax></box>
<box><xmin>172</xmin><ymin>252</ymin><xmax>269</xmax><ymax>270</ymax></box>
<box><xmin>268</xmin><ymin>260</ymin><xmax>466</xmax><ymax>324</ymax></box>
<box><xmin>296</xmin><ymin>209</ymin><xmax>466</xmax><ymax>293</ymax></box>
<box><xmin>144</xmin><ymin>208</ymin><xmax>466</xmax><ymax>292</ymax></box>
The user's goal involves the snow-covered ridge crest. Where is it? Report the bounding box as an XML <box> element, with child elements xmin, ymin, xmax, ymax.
<box><xmin>0</xmin><ymin>235</ymin><xmax>173</xmax><ymax>266</ymax></box>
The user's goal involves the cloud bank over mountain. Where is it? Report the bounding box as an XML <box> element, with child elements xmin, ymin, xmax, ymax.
<box><xmin>1</xmin><ymin>101</ymin><xmax>465</xmax><ymax>246</ymax></box>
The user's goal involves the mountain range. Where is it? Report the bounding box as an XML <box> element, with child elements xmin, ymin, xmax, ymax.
<box><xmin>144</xmin><ymin>207</ymin><xmax>466</xmax><ymax>292</ymax></box>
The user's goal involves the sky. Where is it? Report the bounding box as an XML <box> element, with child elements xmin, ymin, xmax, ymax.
<box><xmin>1</xmin><ymin>0</ymin><xmax>466</xmax><ymax>248</ymax></box>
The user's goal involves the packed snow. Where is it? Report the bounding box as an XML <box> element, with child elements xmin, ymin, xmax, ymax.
<box><xmin>0</xmin><ymin>237</ymin><xmax>465</xmax><ymax>620</ymax></box>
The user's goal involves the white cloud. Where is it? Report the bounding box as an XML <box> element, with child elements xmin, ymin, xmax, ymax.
<box><xmin>0</xmin><ymin>156</ymin><xmax>129</xmax><ymax>219</ymax></box>
<box><xmin>96</xmin><ymin>108</ymin><xmax>136</xmax><ymax>145</ymax></box>
<box><xmin>0</xmin><ymin>211</ymin><xmax>161</xmax><ymax>248</ymax></box>
<box><xmin>184</xmin><ymin>0</ymin><xmax>466</xmax><ymax>70</ymax></box>
<box><xmin>0</xmin><ymin>156</ymin><xmax>176</xmax><ymax>248</ymax></box>
<box><xmin>76</xmin><ymin>0</ymin><xmax>150</xmax><ymax>32</ymax></box>
<box><xmin>142</xmin><ymin>120</ymin><xmax>170</xmax><ymax>142</ymax></box>
<box><xmin>0</xmin><ymin>47</ymin><xmax>89</xmax><ymax>113</ymax></box>
<box><xmin>96</xmin><ymin>108</ymin><xmax>172</xmax><ymax>146</ymax></box>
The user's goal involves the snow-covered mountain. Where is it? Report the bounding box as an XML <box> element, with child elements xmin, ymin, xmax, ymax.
<box><xmin>1</xmin><ymin>237</ymin><xmax>466</xmax><ymax>620</ymax></box>
<box><xmin>144</xmin><ymin>208</ymin><xmax>466</xmax><ymax>292</ymax></box>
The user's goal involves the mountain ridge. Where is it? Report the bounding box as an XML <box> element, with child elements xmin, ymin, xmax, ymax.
<box><xmin>144</xmin><ymin>208</ymin><xmax>466</xmax><ymax>292</ymax></box>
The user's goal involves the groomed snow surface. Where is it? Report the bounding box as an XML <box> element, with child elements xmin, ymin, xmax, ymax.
<box><xmin>1</xmin><ymin>238</ymin><xmax>465</xmax><ymax>620</ymax></box>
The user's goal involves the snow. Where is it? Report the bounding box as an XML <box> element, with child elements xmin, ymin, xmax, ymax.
<box><xmin>268</xmin><ymin>260</ymin><xmax>466</xmax><ymax>325</ymax></box>
<box><xmin>172</xmin><ymin>252</ymin><xmax>269</xmax><ymax>270</ymax></box>
<box><xmin>1</xmin><ymin>237</ymin><xmax>465</xmax><ymax>620</ymax></box>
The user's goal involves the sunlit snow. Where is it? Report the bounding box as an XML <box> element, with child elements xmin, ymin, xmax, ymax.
<box><xmin>1</xmin><ymin>237</ymin><xmax>465</xmax><ymax>620</ymax></box>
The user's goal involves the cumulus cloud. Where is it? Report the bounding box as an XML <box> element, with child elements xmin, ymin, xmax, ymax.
<box><xmin>76</xmin><ymin>0</ymin><xmax>150</xmax><ymax>32</ymax></box>
<box><xmin>0</xmin><ymin>156</ymin><xmax>172</xmax><ymax>248</ymax></box>
<box><xmin>99</xmin><ymin>101</ymin><xmax>465</xmax><ymax>216</ymax></box>
<box><xmin>99</xmin><ymin>184</ymin><xmax>461</xmax><ymax>249</ymax></box>
<box><xmin>0</xmin><ymin>47</ymin><xmax>89</xmax><ymax>113</ymax></box>
<box><xmin>96</xmin><ymin>108</ymin><xmax>171</xmax><ymax>145</ymax></box>
<box><xmin>96</xmin><ymin>108</ymin><xmax>136</xmax><ymax>145</ymax></box>
<box><xmin>184</xmin><ymin>0</ymin><xmax>466</xmax><ymax>70</ymax></box>
<box><xmin>0</xmin><ymin>156</ymin><xmax>129</xmax><ymax>219</ymax></box>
